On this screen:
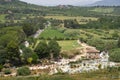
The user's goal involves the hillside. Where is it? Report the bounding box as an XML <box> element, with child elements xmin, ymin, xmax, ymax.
<box><xmin>0</xmin><ymin>0</ymin><xmax>27</xmax><ymax>5</ymax></box>
<box><xmin>0</xmin><ymin>0</ymin><xmax>47</xmax><ymax>14</ymax></box>
<box><xmin>91</xmin><ymin>0</ymin><xmax>120</xmax><ymax>6</ymax></box>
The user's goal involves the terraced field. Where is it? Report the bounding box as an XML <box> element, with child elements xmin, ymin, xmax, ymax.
<box><xmin>91</xmin><ymin>7</ymin><xmax>114</xmax><ymax>13</ymax></box>
<box><xmin>45</xmin><ymin>16</ymin><xmax>98</xmax><ymax>24</ymax></box>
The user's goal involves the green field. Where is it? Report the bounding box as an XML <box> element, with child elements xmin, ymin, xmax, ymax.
<box><xmin>0</xmin><ymin>14</ymin><xmax>6</xmax><ymax>23</ymax></box>
<box><xmin>40</xmin><ymin>28</ymin><xmax>65</xmax><ymax>39</ymax></box>
<box><xmin>39</xmin><ymin>27</ymin><xmax>120</xmax><ymax>43</ymax></box>
<box><xmin>57</xmin><ymin>40</ymin><xmax>81</xmax><ymax>50</ymax></box>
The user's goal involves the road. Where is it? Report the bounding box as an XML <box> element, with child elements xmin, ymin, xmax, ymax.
<box><xmin>33</xmin><ymin>21</ymin><xmax>51</xmax><ymax>38</ymax></box>
<box><xmin>33</xmin><ymin>29</ymin><xmax>44</xmax><ymax>38</ymax></box>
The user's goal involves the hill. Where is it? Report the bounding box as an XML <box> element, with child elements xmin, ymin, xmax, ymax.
<box><xmin>90</xmin><ymin>0</ymin><xmax>120</xmax><ymax>6</ymax></box>
<box><xmin>0</xmin><ymin>0</ymin><xmax>47</xmax><ymax>14</ymax></box>
<box><xmin>0</xmin><ymin>0</ymin><xmax>27</xmax><ymax>5</ymax></box>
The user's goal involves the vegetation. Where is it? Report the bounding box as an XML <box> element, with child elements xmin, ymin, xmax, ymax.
<box><xmin>40</xmin><ymin>28</ymin><xmax>65</xmax><ymax>40</ymax></box>
<box><xmin>1</xmin><ymin>69</ymin><xmax>120</xmax><ymax>80</ymax></box>
<box><xmin>57</xmin><ymin>40</ymin><xmax>81</xmax><ymax>50</ymax></box>
<box><xmin>17</xmin><ymin>66</ymin><xmax>31</xmax><ymax>76</ymax></box>
<box><xmin>3</xmin><ymin>68</ymin><xmax>11</xmax><ymax>75</ymax></box>
<box><xmin>34</xmin><ymin>41</ymin><xmax>49</xmax><ymax>59</ymax></box>
<box><xmin>0</xmin><ymin>0</ymin><xmax>120</xmax><ymax>79</ymax></box>
<box><xmin>35</xmin><ymin>40</ymin><xmax>61</xmax><ymax>59</ymax></box>
<box><xmin>48</xmin><ymin>40</ymin><xmax>61</xmax><ymax>59</ymax></box>
<box><xmin>109</xmin><ymin>48</ymin><xmax>120</xmax><ymax>62</ymax></box>
<box><xmin>0</xmin><ymin>65</ymin><xmax>3</xmax><ymax>71</ymax></box>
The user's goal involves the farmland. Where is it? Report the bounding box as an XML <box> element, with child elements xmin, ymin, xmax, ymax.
<box><xmin>91</xmin><ymin>7</ymin><xmax>114</xmax><ymax>13</ymax></box>
<box><xmin>0</xmin><ymin>0</ymin><xmax>120</xmax><ymax>79</ymax></box>
<box><xmin>57</xmin><ymin>40</ymin><xmax>81</xmax><ymax>50</ymax></box>
<box><xmin>45</xmin><ymin>16</ymin><xmax>98</xmax><ymax>24</ymax></box>
<box><xmin>39</xmin><ymin>28</ymin><xmax>65</xmax><ymax>39</ymax></box>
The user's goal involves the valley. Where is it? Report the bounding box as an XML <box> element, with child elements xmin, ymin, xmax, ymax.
<box><xmin>0</xmin><ymin>0</ymin><xmax>120</xmax><ymax>80</ymax></box>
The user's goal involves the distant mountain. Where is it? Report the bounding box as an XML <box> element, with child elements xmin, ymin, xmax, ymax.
<box><xmin>90</xmin><ymin>0</ymin><xmax>120</xmax><ymax>6</ymax></box>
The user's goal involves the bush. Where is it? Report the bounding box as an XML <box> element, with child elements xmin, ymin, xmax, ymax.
<box><xmin>0</xmin><ymin>65</ymin><xmax>3</xmax><ymax>71</ymax></box>
<box><xmin>4</xmin><ymin>68</ymin><xmax>11</xmax><ymax>74</ymax></box>
<box><xmin>61</xmin><ymin>49</ymin><xmax>81</xmax><ymax>59</ymax></box>
<box><xmin>109</xmin><ymin>48</ymin><xmax>120</xmax><ymax>62</ymax></box>
<box><xmin>17</xmin><ymin>66</ymin><xmax>31</xmax><ymax>76</ymax></box>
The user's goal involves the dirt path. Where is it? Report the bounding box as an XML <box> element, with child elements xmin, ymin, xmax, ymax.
<box><xmin>33</xmin><ymin>29</ymin><xmax>44</xmax><ymax>38</ymax></box>
<box><xmin>73</xmin><ymin>40</ymin><xmax>97</xmax><ymax>61</ymax></box>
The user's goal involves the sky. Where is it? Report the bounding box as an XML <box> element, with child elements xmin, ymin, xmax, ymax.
<box><xmin>20</xmin><ymin>0</ymin><xmax>102</xmax><ymax>6</ymax></box>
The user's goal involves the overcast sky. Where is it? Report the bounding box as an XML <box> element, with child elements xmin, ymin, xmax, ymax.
<box><xmin>20</xmin><ymin>0</ymin><xmax>102</xmax><ymax>6</ymax></box>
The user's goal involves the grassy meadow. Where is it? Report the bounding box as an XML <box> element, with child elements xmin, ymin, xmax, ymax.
<box><xmin>40</xmin><ymin>29</ymin><xmax>65</xmax><ymax>39</ymax></box>
<box><xmin>57</xmin><ymin>40</ymin><xmax>81</xmax><ymax>50</ymax></box>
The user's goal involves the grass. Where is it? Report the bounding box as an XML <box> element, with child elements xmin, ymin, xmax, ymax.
<box><xmin>0</xmin><ymin>70</ymin><xmax>119</xmax><ymax>80</ymax></box>
<box><xmin>34</xmin><ymin>40</ymin><xmax>81</xmax><ymax>51</ymax></box>
<box><xmin>0</xmin><ymin>14</ymin><xmax>7</xmax><ymax>23</ymax></box>
<box><xmin>57</xmin><ymin>40</ymin><xmax>81</xmax><ymax>50</ymax></box>
<box><xmin>39</xmin><ymin>28</ymin><xmax>65</xmax><ymax>39</ymax></box>
<box><xmin>0</xmin><ymin>14</ymin><xmax>6</xmax><ymax>20</ymax></box>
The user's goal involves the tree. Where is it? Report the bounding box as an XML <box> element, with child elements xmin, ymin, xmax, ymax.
<box><xmin>21</xmin><ymin>47</ymin><xmax>37</xmax><ymax>64</ymax></box>
<box><xmin>22</xmin><ymin>23</ymin><xmax>38</xmax><ymax>36</ymax></box>
<box><xmin>112</xmin><ymin>31</ymin><xmax>119</xmax><ymax>39</ymax></box>
<box><xmin>48</xmin><ymin>40</ymin><xmax>61</xmax><ymax>59</ymax></box>
<box><xmin>32</xmin><ymin>53</ymin><xmax>38</xmax><ymax>63</ymax></box>
<box><xmin>6</xmin><ymin>41</ymin><xmax>21</xmax><ymax>65</ymax></box>
<box><xmin>118</xmin><ymin>37</ymin><xmax>120</xmax><ymax>48</ymax></box>
<box><xmin>17</xmin><ymin>66</ymin><xmax>31</xmax><ymax>76</ymax></box>
<box><xmin>0</xmin><ymin>45</ymin><xmax>6</xmax><ymax>64</ymax></box>
<box><xmin>109</xmin><ymin>48</ymin><xmax>120</xmax><ymax>62</ymax></box>
<box><xmin>34</xmin><ymin>41</ymin><xmax>49</xmax><ymax>59</ymax></box>
<box><xmin>0</xmin><ymin>47</ymin><xmax>7</xmax><ymax>64</ymax></box>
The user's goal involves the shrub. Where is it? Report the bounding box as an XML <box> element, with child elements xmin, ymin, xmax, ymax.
<box><xmin>109</xmin><ymin>48</ymin><xmax>120</xmax><ymax>62</ymax></box>
<box><xmin>61</xmin><ymin>49</ymin><xmax>81</xmax><ymax>59</ymax></box>
<box><xmin>4</xmin><ymin>68</ymin><xmax>11</xmax><ymax>74</ymax></box>
<box><xmin>0</xmin><ymin>65</ymin><xmax>3</xmax><ymax>71</ymax></box>
<box><xmin>17</xmin><ymin>66</ymin><xmax>31</xmax><ymax>76</ymax></box>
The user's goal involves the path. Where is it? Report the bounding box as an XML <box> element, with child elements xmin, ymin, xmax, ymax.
<box><xmin>73</xmin><ymin>40</ymin><xmax>98</xmax><ymax>61</ymax></box>
<box><xmin>33</xmin><ymin>21</ymin><xmax>51</xmax><ymax>38</ymax></box>
<box><xmin>33</xmin><ymin>29</ymin><xmax>44</xmax><ymax>38</ymax></box>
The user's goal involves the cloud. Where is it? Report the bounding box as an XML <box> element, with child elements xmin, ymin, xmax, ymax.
<box><xmin>20</xmin><ymin>0</ymin><xmax>102</xmax><ymax>6</ymax></box>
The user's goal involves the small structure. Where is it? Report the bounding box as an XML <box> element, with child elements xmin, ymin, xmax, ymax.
<box><xmin>86</xmin><ymin>47</ymin><xmax>100</xmax><ymax>59</ymax></box>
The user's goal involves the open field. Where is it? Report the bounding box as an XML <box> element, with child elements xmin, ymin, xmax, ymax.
<box><xmin>57</xmin><ymin>40</ymin><xmax>81</xmax><ymax>50</ymax></box>
<box><xmin>40</xmin><ymin>28</ymin><xmax>65</xmax><ymax>39</ymax></box>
